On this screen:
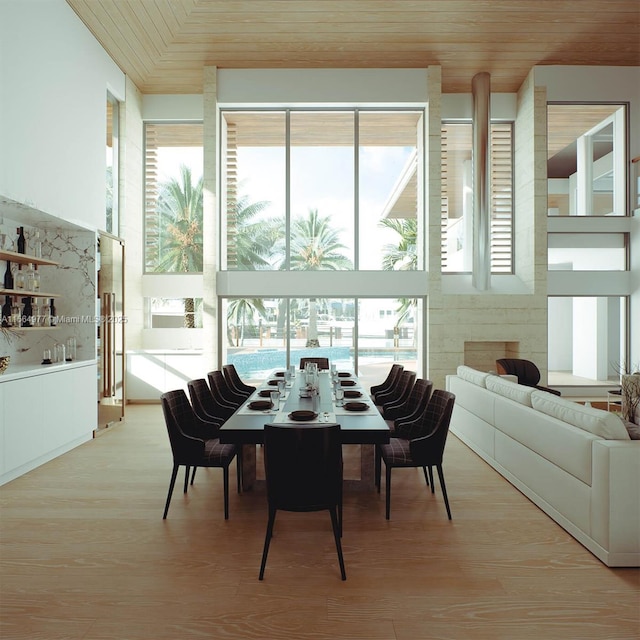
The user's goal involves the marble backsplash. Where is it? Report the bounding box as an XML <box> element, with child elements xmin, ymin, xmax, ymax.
<box><xmin>1</xmin><ymin>219</ymin><xmax>96</xmax><ymax>367</ymax></box>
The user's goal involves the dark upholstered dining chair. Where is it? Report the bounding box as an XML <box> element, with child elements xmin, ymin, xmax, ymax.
<box><xmin>161</xmin><ymin>389</ymin><xmax>240</xmax><ymax>520</ymax></box>
<box><xmin>299</xmin><ymin>357</ymin><xmax>330</xmax><ymax>370</ymax></box>
<box><xmin>259</xmin><ymin>423</ymin><xmax>346</xmax><ymax>581</ymax></box>
<box><xmin>207</xmin><ymin>369</ymin><xmax>246</xmax><ymax>408</ymax></box>
<box><xmin>495</xmin><ymin>358</ymin><xmax>561</xmax><ymax>395</ymax></box>
<box><xmin>383</xmin><ymin>378</ymin><xmax>433</xmax><ymax>431</ymax></box>
<box><xmin>376</xmin><ymin>370</ymin><xmax>416</xmax><ymax>411</ymax></box>
<box><xmin>370</xmin><ymin>364</ymin><xmax>404</xmax><ymax>402</ymax></box>
<box><xmin>187</xmin><ymin>378</ymin><xmax>233</xmax><ymax>426</ymax></box>
<box><xmin>376</xmin><ymin>389</ymin><xmax>456</xmax><ymax>520</ymax></box>
<box><xmin>222</xmin><ymin>363</ymin><xmax>256</xmax><ymax>398</ymax></box>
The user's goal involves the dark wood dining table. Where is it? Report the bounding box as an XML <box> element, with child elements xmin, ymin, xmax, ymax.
<box><xmin>218</xmin><ymin>369</ymin><xmax>390</xmax><ymax>490</ymax></box>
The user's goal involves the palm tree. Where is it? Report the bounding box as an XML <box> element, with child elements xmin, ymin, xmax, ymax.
<box><xmin>285</xmin><ymin>209</ymin><xmax>352</xmax><ymax>346</ymax></box>
<box><xmin>379</xmin><ymin>217</ymin><xmax>418</xmax><ymax>336</ymax></box>
<box><xmin>226</xmin><ymin>193</ymin><xmax>282</xmax><ymax>345</ymax></box>
<box><xmin>155</xmin><ymin>165</ymin><xmax>203</xmax><ymax>327</ymax></box>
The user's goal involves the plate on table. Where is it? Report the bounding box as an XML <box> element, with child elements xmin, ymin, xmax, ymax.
<box><xmin>343</xmin><ymin>390</ymin><xmax>362</xmax><ymax>398</ymax></box>
<box><xmin>340</xmin><ymin>379</ymin><xmax>356</xmax><ymax>386</ymax></box>
<box><xmin>249</xmin><ymin>400</ymin><xmax>273</xmax><ymax>410</ymax></box>
<box><xmin>288</xmin><ymin>410</ymin><xmax>318</xmax><ymax>421</ymax></box>
<box><xmin>274</xmin><ymin>371</ymin><xmax>285</xmax><ymax>377</ymax></box>
<box><xmin>338</xmin><ymin>371</ymin><xmax>351</xmax><ymax>377</ymax></box>
<box><xmin>258</xmin><ymin>389</ymin><xmax>276</xmax><ymax>398</ymax></box>
<box><xmin>343</xmin><ymin>401</ymin><xmax>369</xmax><ymax>412</ymax></box>
<box><xmin>267</xmin><ymin>379</ymin><xmax>280</xmax><ymax>385</ymax></box>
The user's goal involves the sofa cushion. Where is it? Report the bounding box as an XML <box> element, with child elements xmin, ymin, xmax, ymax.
<box><xmin>623</xmin><ymin>420</ymin><xmax>640</xmax><ymax>440</ymax></box>
<box><xmin>485</xmin><ymin>375</ymin><xmax>534</xmax><ymax>407</ymax></box>
<box><xmin>531</xmin><ymin>391</ymin><xmax>630</xmax><ymax>440</ymax></box>
<box><xmin>456</xmin><ymin>365</ymin><xmax>490</xmax><ymax>388</ymax></box>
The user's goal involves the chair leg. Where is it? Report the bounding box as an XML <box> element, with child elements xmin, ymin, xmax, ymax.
<box><xmin>422</xmin><ymin>466</ymin><xmax>430</xmax><ymax>486</ymax></box>
<box><xmin>259</xmin><ymin>508</ymin><xmax>277</xmax><ymax>580</ymax></box>
<box><xmin>385</xmin><ymin>464</ymin><xmax>392</xmax><ymax>520</ymax></box>
<box><xmin>436</xmin><ymin>464</ymin><xmax>452</xmax><ymax>520</ymax></box>
<box><xmin>329</xmin><ymin>507</ymin><xmax>347</xmax><ymax>581</ymax></box>
<box><xmin>236</xmin><ymin>450</ymin><xmax>243</xmax><ymax>494</ymax></box>
<box><xmin>428</xmin><ymin>466</ymin><xmax>435</xmax><ymax>494</ymax></box>
<box><xmin>163</xmin><ymin>464</ymin><xmax>179</xmax><ymax>519</ymax></box>
<box><xmin>183</xmin><ymin>466</ymin><xmax>190</xmax><ymax>493</ymax></box>
<box><xmin>190</xmin><ymin>466</ymin><xmax>197</xmax><ymax>486</ymax></box>
<box><xmin>223</xmin><ymin>465</ymin><xmax>230</xmax><ymax>520</ymax></box>
<box><xmin>375</xmin><ymin>446</ymin><xmax>381</xmax><ymax>492</ymax></box>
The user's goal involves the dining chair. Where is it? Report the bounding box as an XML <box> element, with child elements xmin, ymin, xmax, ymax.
<box><xmin>207</xmin><ymin>370</ymin><xmax>246</xmax><ymax>408</ymax></box>
<box><xmin>382</xmin><ymin>378</ymin><xmax>433</xmax><ymax>428</ymax></box>
<box><xmin>259</xmin><ymin>422</ymin><xmax>346</xmax><ymax>581</ymax></box>
<box><xmin>370</xmin><ymin>364</ymin><xmax>404</xmax><ymax>402</ymax></box>
<box><xmin>160</xmin><ymin>389</ymin><xmax>240</xmax><ymax>520</ymax></box>
<box><xmin>376</xmin><ymin>389</ymin><xmax>456</xmax><ymax>520</ymax></box>
<box><xmin>188</xmin><ymin>378</ymin><xmax>234</xmax><ymax>425</ymax></box>
<box><xmin>375</xmin><ymin>370</ymin><xmax>416</xmax><ymax>410</ymax></box>
<box><xmin>299</xmin><ymin>357</ymin><xmax>330</xmax><ymax>370</ymax></box>
<box><xmin>222</xmin><ymin>363</ymin><xmax>256</xmax><ymax>398</ymax></box>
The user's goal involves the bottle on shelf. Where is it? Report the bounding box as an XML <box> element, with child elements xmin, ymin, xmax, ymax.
<box><xmin>32</xmin><ymin>230</ymin><xmax>42</xmax><ymax>258</ymax></box>
<box><xmin>33</xmin><ymin>265</ymin><xmax>41</xmax><ymax>291</ymax></box>
<box><xmin>50</xmin><ymin>298</ymin><xmax>57</xmax><ymax>326</ymax></box>
<box><xmin>3</xmin><ymin>260</ymin><xmax>13</xmax><ymax>289</ymax></box>
<box><xmin>1</xmin><ymin>295</ymin><xmax>12</xmax><ymax>327</ymax></box>
<box><xmin>14</xmin><ymin>264</ymin><xmax>26</xmax><ymax>290</ymax></box>
<box><xmin>21</xmin><ymin>297</ymin><xmax>33</xmax><ymax>327</ymax></box>
<box><xmin>25</xmin><ymin>263</ymin><xmax>35</xmax><ymax>291</ymax></box>
<box><xmin>17</xmin><ymin>226</ymin><xmax>26</xmax><ymax>254</ymax></box>
<box><xmin>39</xmin><ymin>300</ymin><xmax>50</xmax><ymax>327</ymax></box>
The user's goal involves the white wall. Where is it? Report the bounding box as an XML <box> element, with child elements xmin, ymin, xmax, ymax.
<box><xmin>0</xmin><ymin>0</ymin><xmax>125</xmax><ymax>230</ymax></box>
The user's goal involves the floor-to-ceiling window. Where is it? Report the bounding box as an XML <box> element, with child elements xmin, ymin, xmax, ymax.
<box><xmin>547</xmin><ymin>103</ymin><xmax>630</xmax><ymax>385</ymax></box>
<box><xmin>219</xmin><ymin>109</ymin><xmax>424</xmax><ymax>385</ymax></box>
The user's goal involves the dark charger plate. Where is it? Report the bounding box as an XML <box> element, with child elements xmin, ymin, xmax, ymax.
<box><xmin>249</xmin><ymin>400</ymin><xmax>273</xmax><ymax>410</ymax></box>
<box><xmin>288</xmin><ymin>410</ymin><xmax>317</xmax><ymax>421</ymax></box>
<box><xmin>338</xmin><ymin>371</ymin><xmax>351</xmax><ymax>377</ymax></box>
<box><xmin>343</xmin><ymin>401</ymin><xmax>368</xmax><ymax>412</ymax></box>
<box><xmin>343</xmin><ymin>390</ymin><xmax>362</xmax><ymax>398</ymax></box>
<box><xmin>267</xmin><ymin>379</ymin><xmax>280</xmax><ymax>385</ymax></box>
<box><xmin>258</xmin><ymin>389</ymin><xmax>276</xmax><ymax>397</ymax></box>
<box><xmin>340</xmin><ymin>379</ymin><xmax>356</xmax><ymax>386</ymax></box>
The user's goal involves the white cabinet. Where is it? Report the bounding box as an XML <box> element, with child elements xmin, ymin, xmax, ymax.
<box><xmin>0</xmin><ymin>362</ymin><xmax>96</xmax><ymax>485</ymax></box>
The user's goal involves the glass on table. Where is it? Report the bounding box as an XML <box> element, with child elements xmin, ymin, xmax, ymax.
<box><xmin>335</xmin><ymin>387</ymin><xmax>344</xmax><ymax>407</ymax></box>
<box><xmin>277</xmin><ymin>379</ymin><xmax>286</xmax><ymax>397</ymax></box>
<box><xmin>270</xmin><ymin>390</ymin><xmax>281</xmax><ymax>412</ymax></box>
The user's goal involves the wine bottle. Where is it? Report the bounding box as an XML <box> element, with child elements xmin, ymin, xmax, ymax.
<box><xmin>14</xmin><ymin>264</ymin><xmax>25</xmax><ymax>290</ymax></box>
<box><xmin>3</xmin><ymin>260</ymin><xmax>13</xmax><ymax>289</ymax></box>
<box><xmin>17</xmin><ymin>227</ymin><xmax>26</xmax><ymax>253</ymax></box>
<box><xmin>33</xmin><ymin>230</ymin><xmax>42</xmax><ymax>258</ymax></box>
<box><xmin>50</xmin><ymin>298</ymin><xmax>57</xmax><ymax>326</ymax></box>
<box><xmin>21</xmin><ymin>296</ymin><xmax>32</xmax><ymax>327</ymax></box>
<box><xmin>1</xmin><ymin>295</ymin><xmax>12</xmax><ymax>327</ymax></box>
<box><xmin>33</xmin><ymin>265</ymin><xmax>40</xmax><ymax>291</ymax></box>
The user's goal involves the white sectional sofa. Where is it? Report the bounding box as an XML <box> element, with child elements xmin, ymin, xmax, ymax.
<box><xmin>446</xmin><ymin>366</ymin><xmax>640</xmax><ymax>567</ymax></box>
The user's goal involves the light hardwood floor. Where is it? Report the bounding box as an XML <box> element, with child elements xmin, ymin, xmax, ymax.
<box><xmin>1</xmin><ymin>404</ymin><xmax>638</xmax><ymax>640</ymax></box>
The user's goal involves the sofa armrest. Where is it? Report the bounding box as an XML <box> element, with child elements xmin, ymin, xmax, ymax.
<box><xmin>591</xmin><ymin>440</ymin><xmax>640</xmax><ymax>554</ymax></box>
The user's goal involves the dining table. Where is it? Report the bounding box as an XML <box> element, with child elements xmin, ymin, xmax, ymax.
<box><xmin>218</xmin><ymin>368</ymin><xmax>391</xmax><ymax>490</ymax></box>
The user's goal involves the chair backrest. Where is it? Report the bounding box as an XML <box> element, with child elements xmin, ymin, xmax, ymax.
<box><xmin>371</xmin><ymin>363</ymin><xmax>403</xmax><ymax>395</ymax></box>
<box><xmin>408</xmin><ymin>390</ymin><xmax>456</xmax><ymax>465</ymax></box>
<box><xmin>207</xmin><ymin>370</ymin><xmax>245</xmax><ymax>408</ymax></box>
<box><xmin>187</xmin><ymin>378</ymin><xmax>227</xmax><ymax>425</ymax></box>
<box><xmin>161</xmin><ymin>389</ymin><xmax>204</xmax><ymax>463</ymax></box>
<box><xmin>299</xmin><ymin>357</ymin><xmax>330</xmax><ymax>370</ymax></box>
<box><xmin>495</xmin><ymin>358</ymin><xmax>541</xmax><ymax>386</ymax></box>
<box><xmin>385</xmin><ymin>378</ymin><xmax>433</xmax><ymax>422</ymax></box>
<box><xmin>222</xmin><ymin>363</ymin><xmax>255</xmax><ymax>396</ymax></box>
<box><xmin>381</xmin><ymin>370</ymin><xmax>416</xmax><ymax>407</ymax></box>
<box><xmin>263</xmin><ymin>423</ymin><xmax>342</xmax><ymax>512</ymax></box>
<box><xmin>395</xmin><ymin>388</ymin><xmax>452</xmax><ymax>442</ymax></box>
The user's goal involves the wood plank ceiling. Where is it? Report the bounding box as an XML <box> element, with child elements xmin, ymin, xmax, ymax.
<box><xmin>66</xmin><ymin>0</ymin><xmax>640</xmax><ymax>95</ymax></box>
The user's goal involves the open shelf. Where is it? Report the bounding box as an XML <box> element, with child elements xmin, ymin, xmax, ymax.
<box><xmin>0</xmin><ymin>288</ymin><xmax>60</xmax><ymax>298</ymax></box>
<box><xmin>0</xmin><ymin>249</ymin><xmax>58</xmax><ymax>267</ymax></box>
